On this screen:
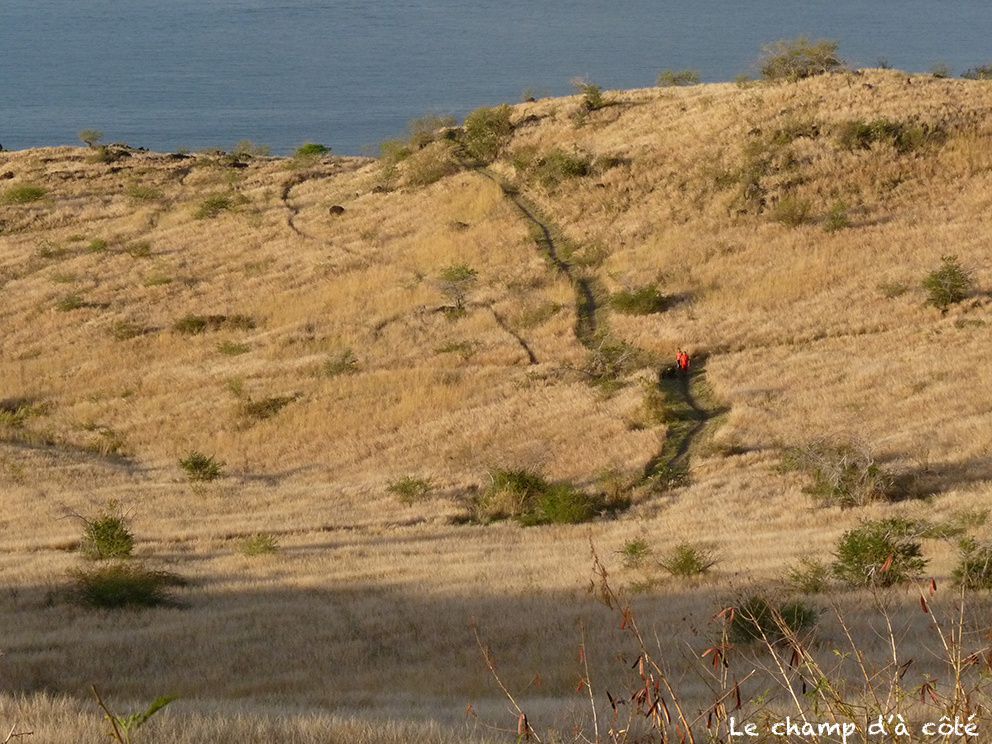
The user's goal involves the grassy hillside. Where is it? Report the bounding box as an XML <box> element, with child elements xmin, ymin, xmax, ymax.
<box><xmin>1</xmin><ymin>68</ymin><xmax>991</xmax><ymax>740</ymax></box>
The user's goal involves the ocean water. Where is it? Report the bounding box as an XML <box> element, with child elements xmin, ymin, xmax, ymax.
<box><xmin>2</xmin><ymin>1</ymin><xmax>991</xmax><ymax>155</ymax></box>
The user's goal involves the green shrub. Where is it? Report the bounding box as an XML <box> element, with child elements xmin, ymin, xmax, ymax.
<box><xmin>179</xmin><ymin>450</ymin><xmax>223</xmax><ymax>481</ymax></box>
<box><xmin>953</xmin><ymin>538</ymin><xmax>992</xmax><ymax>590</ymax></box>
<box><xmin>787</xmin><ymin>557</ymin><xmax>831</xmax><ymax>594</ymax></box>
<box><xmin>784</xmin><ymin>438</ymin><xmax>893</xmax><ymax>507</ymax></box>
<box><xmin>435</xmin><ymin>340</ymin><xmax>477</xmax><ymax>359</ymax></box>
<box><xmin>144</xmin><ymin>273</ymin><xmax>173</xmax><ymax>287</ymax></box>
<box><xmin>657</xmin><ymin>69</ymin><xmax>700</xmax><ymax>87</ymax></box>
<box><xmin>294</xmin><ymin>142</ymin><xmax>330</xmax><ymax>159</ymax></box>
<box><xmin>240</xmin><ymin>394</ymin><xmax>296</xmax><ymax>421</ymax></box>
<box><xmin>759</xmin><ymin>37</ymin><xmax>844</xmax><ymax>81</ymax></box>
<box><xmin>836</xmin><ymin>119</ymin><xmax>944</xmax><ymax>154</ymax></box>
<box><xmin>610</xmin><ymin>286</ymin><xmax>668</xmax><ymax>315</ymax></box>
<box><xmin>530</xmin><ymin>149</ymin><xmax>592</xmax><ymax>189</ymax></box>
<box><xmin>574</xmin><ymin>80</ymin><xmax>606</xmax><ymax>111</ymax></box>
<box><xmin>619</xmin><ymin>538</ymin><xmax>652</xmax><ymax>569</ymax></box>
<box><xmin>72</xmin><ymin>562</ymin><xmax>182</xmax><ymax>608</ymax></box>
<box><xmin>56</xmin><ymin>294</ymin><xmax>86</xmax><ymax>312</ymax></box>
<box><xmin>2</xmin><ymin>184</ymin><xmax>46</xmax><ymax>204</ymax></box>
<box><xmin>388</xmin><ymin>476</ymin><xmax>433</xmax><ymax>504</ymax></box>
<box><xmin>659</xmin><ymin>542</ymin><xmax>717</xmax><ymax>577</ymax></box>
<box><xmin>0</xmin><ymin>398</ymin><xmax>46</xmax><ymax>428</ymax></box>
<box><xmin>823</xmin><ymin>201</ymin><xmax>851</xmax><ymax>232</ymax></box>
<box><xmin>770</xmin><ymin>195</ymin><xmax>813</xmax><ymax>226</ymax></box>
<box><xmin>324</xmin><ymin>349</ymin><xmax>359</xmax><ymax>376</ymax></box>
<box><xmin>963</xmin><ymin>64</ymin><xmax>992</xmax><ymax>81</ymax></box>
<box><xmin>239</xmin><ymin>533</ymin><xmax>280</xmax><ymax>556</ymax></box>
<box><xmin>125</xmin><ymin>184</ymin><xmax>164</xmax><ymax>202</ymax></box>
<box><xmin>79</xmin><ymin>129</ymin><xmax>104</xmax><ymax>147</ymax></box>
<box><xmin>523</xmin><ymin>483</ymin><xmax>602</xmax><ymax>526</ymax></box>
<box><xmin>832</xmin><ymin>519</ymin><xmax>928</xmax><ymax>588</ymax></box>
<box><xmin>437</xmin><ymin>264</ymin><xmax>478</xmax><ymax>310</ymax></box>
<box><xmin>878</xmin><ymin>280</ymin><xmax>909</xmax><ymax>299</ymax></box>
<box><xmin>110</xmin><ymin>320</ymin><xmax>146</xmax><ymax>341</ymax></box>
<box><xmin>173</xmin><ymin>314</ymin><xmax>255</xmax><ymax>335</ymax></box>
<box><xmin>79</xmin><ymin>503</ymin><xmax>134</xmax><ymax>560</ymax></box>
<box><xmin>195</xmin><ymin>194</ymin><xmax>233</xmax><ymax>219</ymax></box>
<box><xmin>87</xmin><ymin>238</ymin><xmax>108</xmax><ymax>253</ymax></box>
<box><xmin>462</xmin><ymin>105</ymin><xmax>514</xmax><ymax>163</ymax></box>
<box><xmin>126</xmin><ymin>241</ymin><xmax>152</xmax><ymax>258</ymax></box>
<box><xmin>922</xmin><ymin>255</ymin><xmax>974</xmax><ymax>310</ymax></box>
<box><xmin>730</xmin><ymin>594</ymin><xmax>818</xmax><ymax>643</ymax></box>
<box><xmin>474</xmin><ymin>468</ymin><xmax>605</xmax><ymax>525</ymax></box>
<box><xmin>217</xmin><ymin>341</ymin><xmax>250</xmax><ymax>356</ymax></box>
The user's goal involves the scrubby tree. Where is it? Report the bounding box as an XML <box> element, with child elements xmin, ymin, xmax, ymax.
<box><xmin>79</xmin><ymin>129</ymin><xmax>104</xmax><ymax>148</ymax></box>
<box><xmin>833</xmin><ymin>519</ymin><xmax>928</xmax><ymax>588</ymax></box>
<box><xmin>572</xmin><ymin>78</ymin><xmax>606</xmax><ymax>111</ymax></box>
<box><xmin>657</xmin><ymin>69</ymin><xmax>701</xmax><ymax>87</ymax></box>
<box><xmin>437</xmin><ymin>264</ymin><xmax>478</xmax><ymax>310</ymax></box>
<box><xmin>759</xmin><ymin>37</ymin><xmax>844</xmax><ymax>81</ymax></box>
<box><xmin>462</xmin><ymin>105</ymin><xmax>513</xmax><ymax>163</ymax></box>
<box><xmin>963</xmin><ymin>64</ymin><xmax>992</xmax><ymax>80</ymax></box>
<box><xmin>923</xmin><ymin>255</ymin><xmax>974</xmax><ymax>310</ymax></box>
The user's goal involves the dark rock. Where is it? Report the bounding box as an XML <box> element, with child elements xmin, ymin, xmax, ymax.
<box><xmin>0</xmin><ymin>172</ymin><xmax>14</xmax><ymax>180</ymax></box>
<box><xmin>329</xmin><ymin>205</ymin><xmax>346</xmax><ymax>215</ymax></box>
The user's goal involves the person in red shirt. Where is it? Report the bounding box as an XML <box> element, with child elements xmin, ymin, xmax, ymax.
<box><xmin>675</xmin><ymin>349</ymin><xmax>690</xmax><ymax>373</ymax></box>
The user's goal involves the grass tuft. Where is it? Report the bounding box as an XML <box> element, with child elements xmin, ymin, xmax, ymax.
<box><xmin>610</xmin><ymin>286</ymin><xmax>668</xmax><ymax>315</ymax></box>
<box><xmin>388</xmin><ymin>476</ymin><xmax>433</xmax><ymax>504</ymax></box>
<box><xmin>239</xmin><ymin>533</ymin><xmax>280</xmax><ymax>556</ymax></box>
<box><xmin>2</xmin><ymin>184</ymin><xmax>46</xmax><ymax>204</ymax></box>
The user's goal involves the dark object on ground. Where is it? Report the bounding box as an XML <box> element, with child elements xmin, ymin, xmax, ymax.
<box><xmin>1</xmin><ymin>172</ymin><xmax>14</xmax><ymax>180</ymax></box>
<box><xmin>329</xmin><ymin>205</ymin><xmax>346</xmax><ymax>215</ymax></box>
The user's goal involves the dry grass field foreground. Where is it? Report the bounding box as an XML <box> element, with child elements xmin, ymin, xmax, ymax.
<box><xmin>1</xmin><ymin>69</ymin><xmax>992</xmax><ymax>740</ymax></box>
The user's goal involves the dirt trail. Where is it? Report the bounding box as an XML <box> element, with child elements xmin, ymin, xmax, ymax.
<box><xmin>473</xmin><ymin>169</ymin><xmax>600</xmax><ymax>344</ymax></box>
<box><xmin>475</xmin><ymin>166</ymin><xmax>721</xmax><ymax>490</ymax></box>
<box><xmin>486</xmin><ymin>305</ymin><xmax>539</xmax><ymax>365</ymax></box>
<box><xmin>280</xmin><ymin>174</ymin><xmax>308</xmax><ymax>237</ymax></box>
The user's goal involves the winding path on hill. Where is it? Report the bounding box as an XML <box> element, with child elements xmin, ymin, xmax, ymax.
<box><xmin>370</xmin><ymin>301</ymin><xmax>539</xmax><ymax>365</ymax></box>
<box><xmin>281</xmin><ymin>174</ymin><xmax>308</xmax><ymax>237</ymax></box>
<box><xmin>473</xmin><ymin>166</ymin><xmax>722</xmax><ymax>492</ymax></box>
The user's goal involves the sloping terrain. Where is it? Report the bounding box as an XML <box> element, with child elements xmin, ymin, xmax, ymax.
<box><xmin>1</xmin><ymin>69</ymin><xmax>991</xmax><ymax>740</ymax></box>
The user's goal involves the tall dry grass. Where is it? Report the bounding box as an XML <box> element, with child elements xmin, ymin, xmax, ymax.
<box><xmin>1</xmin><ymin>69</ymin><xmax>991</xmax><ymax>739</ymax></box>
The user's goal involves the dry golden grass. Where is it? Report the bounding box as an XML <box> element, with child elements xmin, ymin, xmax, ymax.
<box><xmin>1</xmin><ymin>70</ymin><xmax>991</xmax><ymax>739</ymax></box>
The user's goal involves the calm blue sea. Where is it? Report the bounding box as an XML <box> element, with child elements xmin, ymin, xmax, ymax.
<box><xmin>2</xmin><ymin>1</ymin><xmax>991</xmax><ymax>155</ymax></box>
